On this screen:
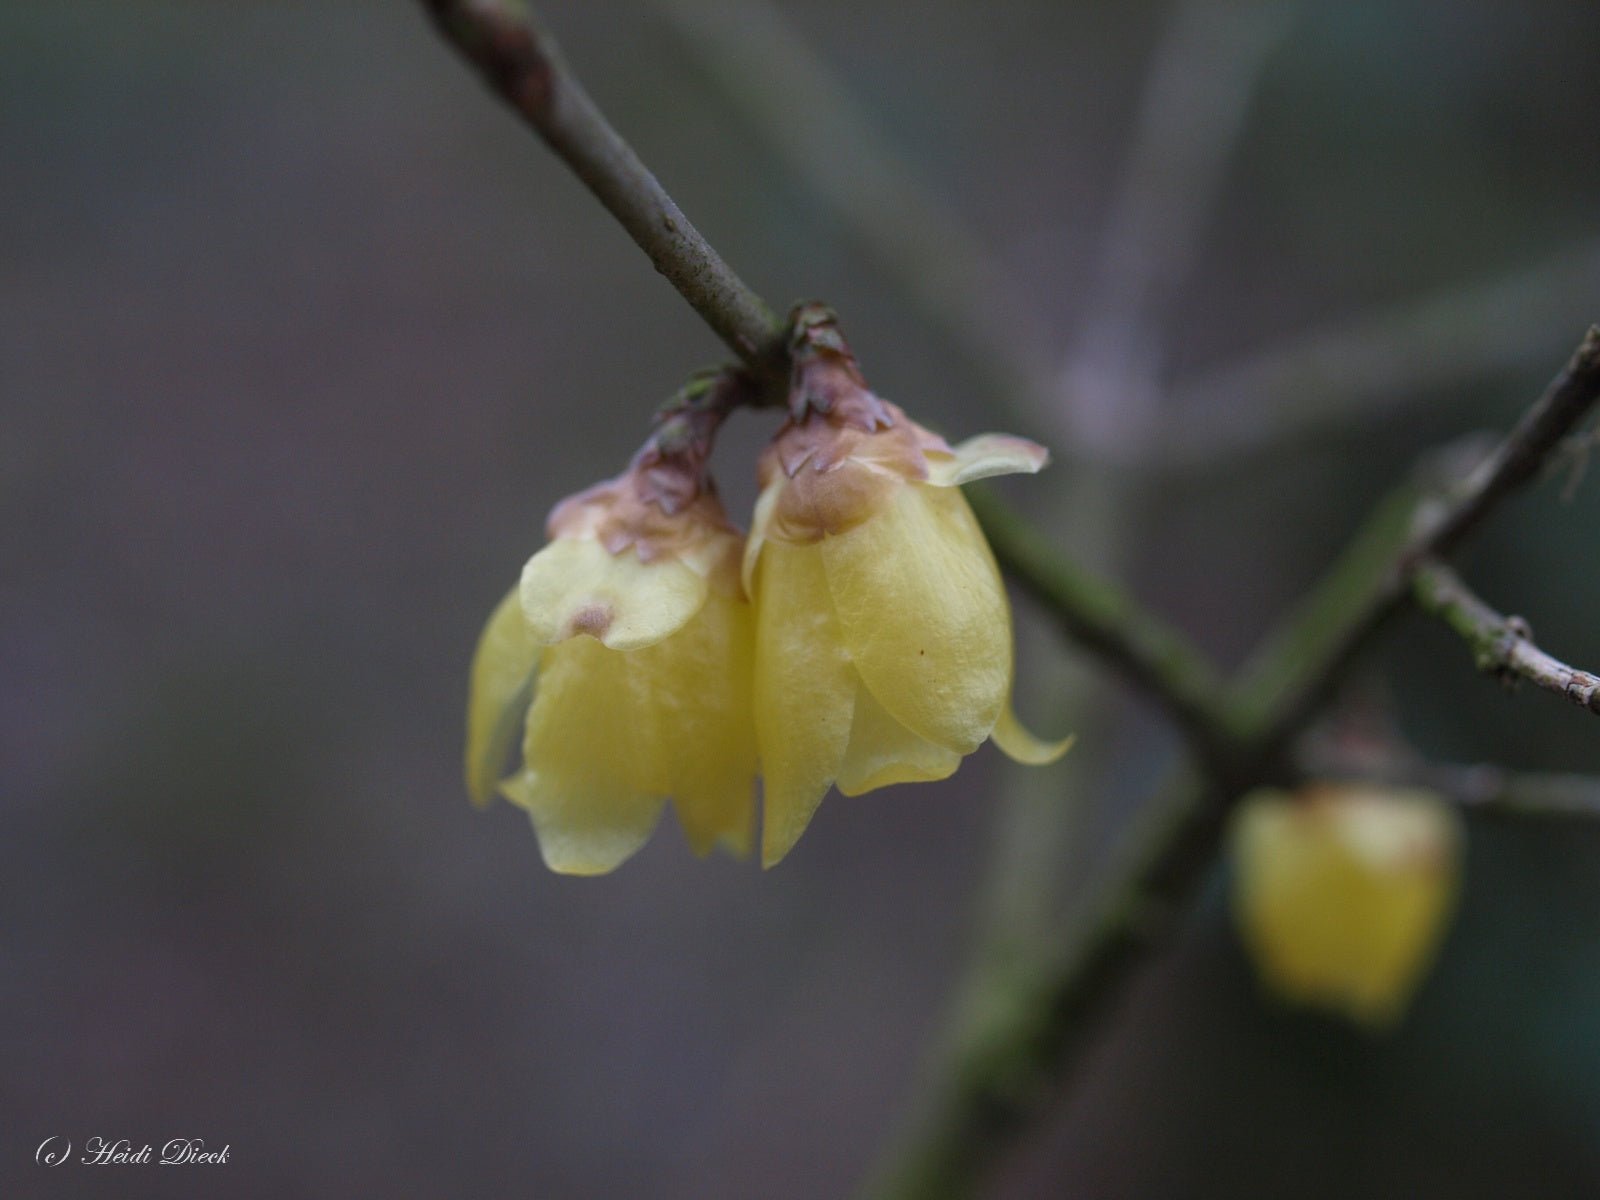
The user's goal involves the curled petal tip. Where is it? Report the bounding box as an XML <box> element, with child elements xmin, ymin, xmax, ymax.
<box><xmin>927</xmin><ymin>434</ymin><xmax>1050</xmax><ymax>488</ymax></box>
<box><xmin>991</xmin><ymin>700</ymin><xmax>1075</xmax><ymax>766</ymax></box>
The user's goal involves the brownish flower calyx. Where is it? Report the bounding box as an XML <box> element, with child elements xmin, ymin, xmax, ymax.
<box><xmin>757</xmin><ymin>399</ymin><xmax>951</xmax><ymax>543</ymax></box>
<box><xmin>547</xmin><ymin>463</ymin><xmax>739</xmax><ymax>570</ymax></box>
<box><xmin>545</xmin><ymin>365</ymin><xmax>755</xmax><ymax>572</ymax></box>
<box><xmin>752</xmin><ymin>304</ymin><xmax>946</xmax><ymax>542</ymax></box>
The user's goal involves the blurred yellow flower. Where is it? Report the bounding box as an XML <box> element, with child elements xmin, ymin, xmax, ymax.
<box><xmin>1231</xmin><ymin>783</ymin><xmax>1463</xmax><ymax>1028</ymax></box>
<box><xmin>466</xmin><ymin>465</ymin><xmax>757</xmax><ymax>875</ymax></box>
<box><xmin>744</xmin><ymin>345</ymin><xmax>1071</xmax><ymax>865</ymax></box>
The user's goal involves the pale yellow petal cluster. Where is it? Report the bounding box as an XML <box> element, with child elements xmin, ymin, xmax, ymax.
<box><xmin>747</xmin><ymin>402</ymin><xmax>1070</xmax><ymax>867</ymax></box>
<box><xmin>503</xmin><ymin>585</ymin><xmax>755</xmax><ymax>873</ymax></box>
<box><xmin>465</xmin><ymin>477</ymin><xmax>757</xmax><ymax>875</ymax></box>
<box><xmin>467</xmin><ymin>350</ymin><xmax>1069</xmax><ymax>874</ymax></box>
<box><xmin>1231</xmin><ymin>784</ymin><xmax>1463</xmax><ymax>1028</ymax></box>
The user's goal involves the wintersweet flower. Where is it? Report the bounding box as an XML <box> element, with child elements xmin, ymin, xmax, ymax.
<box><xmin>465</xmin><ymin>425</ymin><xmax>758</xmax><ymax>875</ymax></box>
<box><xmin>744</xmin><ymin>308</ymin><xmax>1072</xmax><ymax>867</ymax></box>
<box><xmin>1231</xmin><ymin>783</ymin><xmax>1463</xmax><ymax>1029</ymax></box>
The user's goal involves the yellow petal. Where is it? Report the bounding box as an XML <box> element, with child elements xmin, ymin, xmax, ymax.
<box><xmin>660</xmin><ymin>592</ymin><xmax>759</xmax><ymax>859</ymax></box>
<box><xmin>991</xmin><ymin>698</ymin><xmax>1075</xmax><ymax>766</ymax></box>
<box><xmin>507</xmin><ymin>634</ymin><xmax>668</xmax><ymax>875</ymax></box>
<box><xmin>741</xmin><ymin>479</ymin><xmax>782</xmax><ymax>599</ymax></box>
<box><xmin>821</xmin><ymin>484</ymin><xmax>1010</xmax><ymax>755</ymax></box>
<box><xmin>520</xmin><ymin>536</ymin><xmax>707</xmax><ymax>651</ymax></box>
<box><xmin>464</xmin><ymin>586</ymin><xmax>542</xmax><ymax>808</ymax></box>
<box><xmin>1231</xmin><ymin>787</ymin><xmax>1462</xmax><ymax>1028</ymax></box>
<box><xmin>835</xmin><ymin>683</ymin><xmax>961</xmax><ymax>796</ymax></box>
<box><xmin>924</xmin><ymin>433</ymin><xmax>1049</xmax><ymax>487</ymax></box>
<box><xmin>752</xmin><ymin>539</ymin><xmax>856</xmax><ymax>867</ymax></box>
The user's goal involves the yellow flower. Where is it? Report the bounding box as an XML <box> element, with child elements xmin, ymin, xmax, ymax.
<box><xmin>465</xmin><ymin>467</ymin><xmax>757</xmax><ymax>875</ymax></box>
<box><xmin>1231</xmin><ymin>783</ymin><xmax>1463</xmax><ymax>1028</ymax></box>
<box><xmin>744</xmin><ymin>389</ymin><xmax>1072</xmax><ymax>868</ymax></box>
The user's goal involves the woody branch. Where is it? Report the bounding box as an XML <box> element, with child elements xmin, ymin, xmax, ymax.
<box><xmin>1413</xmin><ymin>559</ymin><xmax>1600</xmax><ymax>716</ymax></box>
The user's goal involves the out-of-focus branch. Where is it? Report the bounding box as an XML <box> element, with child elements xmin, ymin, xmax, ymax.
<box><xmin>967</xmin><ymin>0</ymin><xmax>1294</xmax><ymax>1005</ymax></box>
<box><xmin>967</xmin><ymin>487</ymin><xmax>1235</xmax><ymax>768</ymax></box>
<box><xmin>420</xmin><ymin>0</ymin><xmax>784</xmax><ymax>366</ymax></box>
<box><xmin>1298</xmin><ymin>745</ymin><xmax>1600</xmax><ymax>823</ymax></box>
<box><xmin>1413</xmin><ymin>559</ymin><xmax>1600</xmax><ymax>716</ymax></box>
<box><xmin>1448</xmin><ymin>767</ymin><xmax>1600</xmax><ymax>820</ymax></box>
<box><xmin>1069</xmin><ymin>0</ymin><xmax>1300</xmax><ymax>411</ymax></box>
<box><xmin>868</xmin><ymin>771</ymin><xmax>1218</xmax><ymax>1200</ymax></box>
<box><xmin>1163</xmin><ymin>239</ymin><xmax>1600</xmax><ymax>467</ymax></box>
<box><xmin>1226</xmin><ymin>481</ymin><xmax>1423</xmax><ymax>734</ymax></box>
<box><xmin>651</xmin><ymin>0</ymin><xmax>1061</xmax><ymax>435</ymax></box>
<box><xmin>872</xmin><ymin>5</ymin><xmax>1298</xmax><ymax>1197</ymax></box>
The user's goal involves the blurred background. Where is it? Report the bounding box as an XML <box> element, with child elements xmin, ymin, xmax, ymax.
<box><xmin>5</xmin><ymin>1</ymin><xmax>1600</xmax><ymax>1196</ymax></box>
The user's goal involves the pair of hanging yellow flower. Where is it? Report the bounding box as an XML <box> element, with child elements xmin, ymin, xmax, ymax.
<box><xmin>465</xmin><ymin>343</ymin><xmax>1071</xmax><ymax>873</ymax></box>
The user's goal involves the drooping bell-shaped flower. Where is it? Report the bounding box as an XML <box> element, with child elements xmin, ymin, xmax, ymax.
<box><xmin>465</xmin><ymin>382</ymin><xmax>758</xmax><ymax>874</ymax></box>
<box><xmin>745</xmin><ymin>307</ymin><xmax>1071</xmax><ymax>867</ymax></box>
<box><xmin>1231</xmin><ymin>783</ymin><xmax>1463</xmax><ymax>1029</ymax></box>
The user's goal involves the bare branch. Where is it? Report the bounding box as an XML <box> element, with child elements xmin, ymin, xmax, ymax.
<box><xmin>420</xmin><ymin>0</ymin><xmax>784</xmax><ymax>367</ymax></box>
<box><xmin>1246</xmin><ymin>326</ymin><xmax>1600</xmax><ymax>755</ymax></box>
<box><xmin>1451</xmin><ymin>767</ymin><xmax>1600</xmax><ymax>820</ymax></box>
<box><xmin>1071</xmin><ymin>0</ymin><xmax>1300</xmax><ymax>386</ymax></box>
<box><xmin>1421</xmin><ymin>326</ymin><xmax>1600</xmax><ymax>555</ymax></box>
<box><xmin>1413</xmin><ymin>559</ymin><xmax>1600</xmax><ymax>716</ymax></box>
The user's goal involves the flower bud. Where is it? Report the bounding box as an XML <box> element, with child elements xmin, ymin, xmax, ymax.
<box><xmin>1231</xmin><ymin>783</ymin><xmax>1463</xmax><ymax>1028</ymax></box>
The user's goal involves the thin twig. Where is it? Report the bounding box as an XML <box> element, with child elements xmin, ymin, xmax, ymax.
<box><xmin>420</xmin><ymin>0</ymin><xmax>784</xmax><ymax>366</ymax></box>
<box><xmin>1413</xmin><ymin>558</ymin><xmax>1600</xmax><ymax>716</ymax></box>
<box><xmin>1247</xmin><ymin>326</ymin><xmax>1600</xmax><ymax>756</ymax></box>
